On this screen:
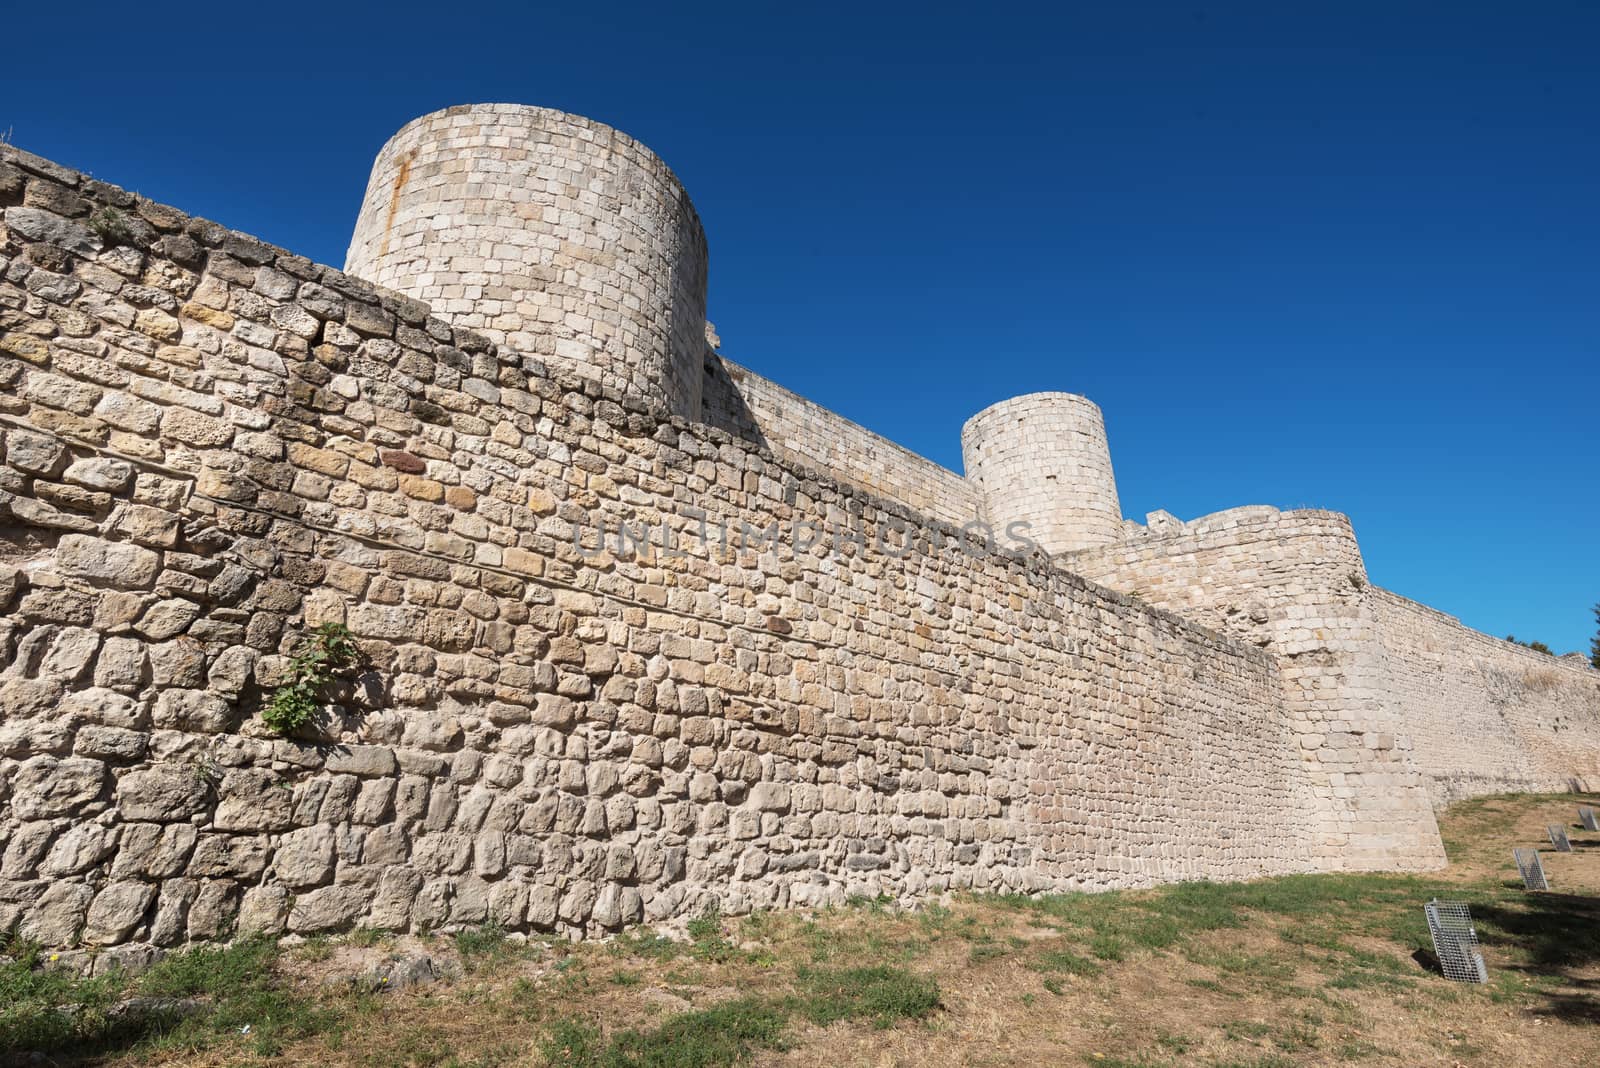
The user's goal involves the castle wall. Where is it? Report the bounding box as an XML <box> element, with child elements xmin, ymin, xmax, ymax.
<box><xmin>1063</xmin><ymin>508</ymin><xmax>1448</xmax><ymax>872</ymax></box>
<box><xmin>1371</xmin><ymin>588</ymin><xmax>1600</xmax><ymax>803</ymax></box>
<box><xmin>701</xmin><ymin>356</ymin><xmax>981</xmax><ymax>528</ymax></box>
<box><xmin>345</xmin><ymin>105</ymin><xmax>708</xmax><ymax>420</ymax></box>
<box><xmin>0</xmin><ymin>147</ymin><xmax>1316</xmax><ymax>958</ymax></box>
<box><xmin>961</xmin><ymin>393</ymin><xmax>1123</xmax><ymax>555</ymax></box>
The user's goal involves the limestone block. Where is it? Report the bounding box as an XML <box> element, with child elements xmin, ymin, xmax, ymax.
<box><xmin>55</xmin><ymin>534</ymin><xmax>161</xmax><ymax>589</ymax></box>
<box><xmin>136</xmin><ymin>599</ymin><xmax>202</xmax><ymax>641</ymax></box>
<box><xmin>366</xmin><ymin>868</ymin><xmax>423</xmax><ymax>930</ymax></box>
<box><xmin>159</xmin><ymin>407</ymin><xmax>233</xmax><ymax>447</ymax></box>
<box><xmin>188</xmin><ymin>835</ymin><xmax>272</xmax><ymax>879</ymax></box>
<box><xmin>325</xmin><ymin>745</ymin><xmax>398</xmax><ymax>778</ymax></box>
<box><xmin>11</xmin><ymin>756</ymin><xmax>106</xmax><ymax>818</ymax></box>
<box><xmin>148</xmin><ymin>880</ymin><xmax>198</xmax><ymax>947</ymax></box>
<box><xmin>63</xmin><ymin>457</ymin><xmax>134</xmax><ymax>493</ymax></box>
<box><xmin>19</xmin><ymin>882</ymin><xmax>94</xmax><ymax>945</ymax></box>
<box><xmin>42</xmin><ymin>824</ymin><xmax>119</xmax><ymax>876</ymax></box>
<box><xmin>82</xmin><ymin>881</ymin><xmax>157</xmax><ymax>944</ymax></box>
<box><xmin>38</xmin><ymin>626</ymin><xmax>100</xmax><ymax>681</ymax></box>
<box><xmin>116</xmin><ymin>765</ymin><xmax>210</xmax><ymax>822</ymax></box>
<box><xmin>94</xmin><ymin>392</ymin><xmax>161</xmax><ymax>434</ymax></box>
<box><xmin>110</xmin><ymin>504</ymin><xmax>180</xmax><ymax>548</ymax></box>
<box><xmin>750</xmin><ymin>782</ymin><xmax>792</xmax><ymax>813</ymax></box>
<box><xmin>288</xmin><ymin>885</ymin><xmax>371</xmax><ymax>933</ymax></box>
<box><xmin>93</xmin><ymin>591</ymin><xmax>151</xmax><ymax>632</ymax></box>
<box><xmin>0</xmin><ymin>717</ymin><xmax>72</xmax><ymax>757</ymax></box>
<box><xmin>213</xmin><ymin>769</ymin><xmax>293</xmax><ymax>832</ymax></box>
<box><xmin>152</xmin><ymin>688</ymin><xmax>232</xmax><ymax>732</ymax></box>
<box><xmin>148</xmin><ymin>640</ymin><xmax>206</xmax><ymax>687</ymax></box>
<box><xmin>237</xmin><ymin>884</ymin><xmax>290</xmax><ymax>936</ymax></box>
<box><xmin>112</xmin><ymin>823</ymin><xmax>198</xmax><ymax>878</ymax></box>
<box><xmin>274</xmin><ymin>825</ymin><xmax>337</xmax><ymax>889</ymax></box>
<box><xmin>206</xmin><ymin>645</ymin><xmax>258</xmax><ymax>698</ymax></box>
<box><xmin>4</xmin><ymin>206</ymin><xmax>99</xmax><ymax>255</ymax></box>
<box><xmin>0</xmin><ymin>677</ymin><xmax>65</xmax><ymax>719</ymax></box>
<box><xmin>186</xmin><ymin>880</ymin><xmax>240</xmax><ymax>941</ymax></box>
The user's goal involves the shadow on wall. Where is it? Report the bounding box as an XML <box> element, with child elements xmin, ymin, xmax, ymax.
<box><xmin>1</xmin><ymin>514</ymin><xmax>54</xmax><ymax>567</ymax></box>
<box><xmin>668</xmin><ymin>199</ymin><xmax>711</xmax><ymax>421</ymax></box>
<box><xmin>699</xmin><ymin>349</ymin><xmax>769</xmax><ymax>453</ymax></box>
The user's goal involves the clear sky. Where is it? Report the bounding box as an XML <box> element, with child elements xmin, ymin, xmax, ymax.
<box><xmin>3</xmin><ymin>2</ymin><xmax>1595</xmax><ymax>653</ymax></box>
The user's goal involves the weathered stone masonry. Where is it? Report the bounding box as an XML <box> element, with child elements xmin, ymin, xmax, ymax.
<box><xmin>1371</xmin><ymin>588</ymin><xmax>1600</xmax><ymax>805</ymax></box>
<box><xmin>1066</xmin><ymin>506</ymin><xmax>1600</xmax><ymax>862</ymax></box>
<box><xmin>0</xmin><ymin>105</ymin><xmax>1596</xmax><ymax>961</ymax></box>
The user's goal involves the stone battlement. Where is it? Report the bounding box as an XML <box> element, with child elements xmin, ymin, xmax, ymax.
<box><xmin>0</xmin><ymin>110</ymin><xmax>1595</xmax><ymax>962</ymax></box>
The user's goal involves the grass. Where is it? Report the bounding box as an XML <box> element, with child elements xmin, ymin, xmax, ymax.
<box><xmin>537</xmin><ymin>965</ymin><xmax>937</xmax><ymax>1067</ymax></box>
<box><xmin>3</xmin><ymin>792</ymin><xmax>1598</xmax><ymax>1066</ymax></box>
<box><xmin>0</xmin><ymin>935</ymin><xmax>339</xmax><ymax>1059</ymax></box>
<box><xmin>795</xmin><ymin>964</ymin><xmax>941</xmax><ymax>1027</ymax></box>
<box><xmin>1031</xmin><ymin>948</ymin><xmax>1103</xmax><ymax>977</ymax></box>
<box><xmin>0</xmin><ymin>938</ymin><xmax>125</xmax><ymax>1054</ymax></box>
<box><xmin>454</xmin><ymin>923</ymin><xmax>518</xmax><ymax>973</ymax></box>
<box><xmin>541</xmin><ymin>997</ymin><xmax>792</xmax><ymax>1067</ymax></box>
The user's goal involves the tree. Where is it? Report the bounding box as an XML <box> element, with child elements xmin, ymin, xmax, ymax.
<box><xmin>1591</xmin><ymin>604</ymin><xmax>1600</xmax><ymax>670</ymax></box>
<box><xmin>1506</xmin><ymin>635</ymin><xmax>1554</xmax><ymax>656</ymax></box>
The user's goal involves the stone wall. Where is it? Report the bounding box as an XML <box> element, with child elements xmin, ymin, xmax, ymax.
<box><xmin>1067</xmin><ymin>506</ymin><xmax>1600</xmax><ymax>832</ymax></box>
<box><xmin>1063</xmin><ymin>508</ymin><xmax>1448</xmax><ymax>871</ymax></box>
<box><xmin>1372</xmin><ymin>588</ymin><xmax>1600</xmax><ymax>803</ymax></box>
<box><xmin>701</xmin><ymin>355</ymin><xmax>980</xmax><ymax>528</ymax></box>
<box><xmin>0</xmin><ymin>144</ymin><xmax>1317</xmax><ymax>958</ymax></box>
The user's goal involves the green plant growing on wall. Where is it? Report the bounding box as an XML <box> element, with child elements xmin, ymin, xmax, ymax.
<box><xmin>1505</xmin><ymin>635</ymin><xmax>1553</xmax><ymax>656</ymax></box>
<box><xmin>86</xmin><ymin>206</ymin><xmax>134</xmax><ymax>245</ymax></box>
<box><xmin>262</xmin><ymin>622</ymin><xmax>361</xmax><ymax>736</ymax></box>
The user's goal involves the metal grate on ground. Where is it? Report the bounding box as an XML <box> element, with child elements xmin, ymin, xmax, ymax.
<box><xmin>1513</xmin><ymin>847</ymin><xmax>1549</xmax><ymax>891</ymax></box>
<box><xmin>1548</xmin><ymin>824</ymin><xmax>1573</xmax><ymax>852</ymax></box>
<box><xmin>1424</xmin><ymin>899</ymin><xmax>1488</xmax><ymax>984</ymax></box>
<box><xmin>1580</xmin><ymin>806</ymin><xmax>1599</xmax><ymax>832</ymax></box>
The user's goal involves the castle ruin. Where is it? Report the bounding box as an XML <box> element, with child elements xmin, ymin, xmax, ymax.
<box><xmin>1</xmin><ymin>104</ymin><xmax>1596</xmax><ymax>964</ymax></box>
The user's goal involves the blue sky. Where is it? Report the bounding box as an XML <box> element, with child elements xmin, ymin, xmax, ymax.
<box><xmin>4</xmin><ymin>2</ymin><xmax>1595</xmax><ymax>652</ymax></box>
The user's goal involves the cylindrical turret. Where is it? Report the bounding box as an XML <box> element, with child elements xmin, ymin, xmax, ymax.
<box><xmin>345</xmin><ymin>104</ymin><xmax>708</xmax><ymax>419</ymax></box>
<box><xmin>960</xmin><ymin>392</ymin><xmax>1123</xmax><ymax>555</ymax></box>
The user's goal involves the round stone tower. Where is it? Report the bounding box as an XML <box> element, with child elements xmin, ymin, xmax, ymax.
<box><xmin>345</xmin><ymin>104</ymin><xmax>708</xmax><ymax>420</ymax></box>
<box><xmin>960</xmin><ymin>392</ymin><xmax>1123</xmax><ymax>556</ymax></box>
